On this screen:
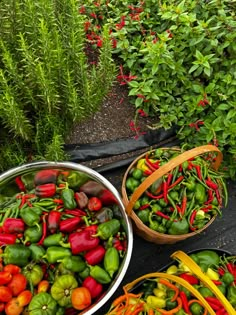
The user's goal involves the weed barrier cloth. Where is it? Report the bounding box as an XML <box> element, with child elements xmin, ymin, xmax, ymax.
<box><xmin>65</xmin><ymin>127</ymin><xmax>177</xmax><ymax>162</ymax></box>
<box><xmin>65</xmin><ymin>130</ymin><xmax>236</xmax><ymax>315</ymax></box>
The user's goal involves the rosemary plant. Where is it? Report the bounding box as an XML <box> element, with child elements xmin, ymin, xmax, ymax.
<box><xmin>0</xmin><ymin>0</ymin><xmax>116</xmax><ymax>171</ymax></box>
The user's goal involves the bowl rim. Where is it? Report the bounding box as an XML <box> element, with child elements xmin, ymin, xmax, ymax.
<box><xmin>0</xmin><ymin>160</ymin><xmax>134</xmax><ymax>315</ymax></box>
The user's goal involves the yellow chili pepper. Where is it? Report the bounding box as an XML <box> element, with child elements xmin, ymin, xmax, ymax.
<box><xmin>206</xmin><ymin>267</ymin><xmax>220</xmax><ymax>280</ymax></box>
<box><xmin>166</xmin><ymin>265</ymin><xmax>178</xmax><ymax>275</ymax></box>
<box><xmin>146</xmin><ymin>296</ymin><xmax>166</xmax><ymax>309</ymax></box>
<box><xmin>153</xmin><ymin>288</ymin><xmax>166</xmax><ymax>299</ymax></box>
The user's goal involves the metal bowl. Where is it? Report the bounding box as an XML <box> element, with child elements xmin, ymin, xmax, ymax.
<box><xmin>0</xmin><ymin>161</ymin><xmax>133</xmax><ymax>315</ymax></box>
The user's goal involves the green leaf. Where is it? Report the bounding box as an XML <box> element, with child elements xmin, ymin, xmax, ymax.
<box><xmin>226</xmin><ymin>109</ymin><xmax>236</xmax><ymax>120</ymax></box>
<box><xmin>128</xmin><ymin>81</ymin><xmax>139</xmax><ymax>88</ymax></box>
<box><xmin>135</xmin><ymin>97</ymin><xmax>144</xmax><ymax>107</ymax></box>
<box><xmin>195</xmin><ymin>50</ymin><xmax>203</xmax><ymax>59</ymax></box>
<box><xmin>217</xmin><ymin>104</ymin><xmax>230</xmax><ymax>110</ymax></box>
<box><xmin>192</xmin><ymin>85</ymin><xmax>203</xmax><ymax>93</ymax></box>
<box><xmin>189</xmin><ymin>64</ymin><xmax>199</xmax><ymax>73</ymax></box>
<box><xmin>204</xmin><ymin>67</ymin><xmax>211</xmax><ymax>77</ymax></box>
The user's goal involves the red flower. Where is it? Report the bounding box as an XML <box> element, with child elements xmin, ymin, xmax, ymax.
<box><xmin>97</xmin><ymin>39</ymin><xmax>103</xmax><ymax>48</ymax></box>
<box><xmin>189</xmin><ymin>120</ymin><xmax>204</xmax><ymax>131</ymax></box>
<box><xmin>79</xmin><ymin>6</ymin><xmax>86</xmax><ymax>14</ymax></box>
<box><xmin>138</xmin><ymin>109</ymin><xmax>148</xmax><ymax>117</ymax></box>
<box><xmin>90</xmin><ymin>12</ymin><xmax>97</xmax><ymax>19</ymax></box>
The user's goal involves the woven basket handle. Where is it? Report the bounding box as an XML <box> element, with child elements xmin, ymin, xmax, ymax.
<box><xmin>123</xmin><ymin>272</ymin><xmax>216</xmax><ymax>315</ymax></box>
<box><xmin>171</xmin><ymin>251</ymin><xmax>235</xmax><ymax>314</ymax></box>
<box><xmin>126</xmin><ymin>145</ymin><xmax>222</xmax><ymax>216</ymax></box>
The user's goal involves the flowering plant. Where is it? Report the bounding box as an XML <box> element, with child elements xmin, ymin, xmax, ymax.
<box><xmin>81</xmin><ymin>0</ymin><xmax>236</xmax><ymax>179</ymax></box>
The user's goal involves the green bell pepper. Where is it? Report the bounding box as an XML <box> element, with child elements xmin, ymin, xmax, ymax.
<box><xmin>0</xmin><ymin>244</ymin><xmax>31</xmax><ymax>267</ymax></box>
<box><xmin>168</xmin><ymin>217</ymin><xmax>189</xmax><ymax>235</ymax></box>
<box><xmin>43</xmin><ymin>233</ymin><xmax>70</xmax><ymax>248</ymax></box>
<box><xmin>20</xmin><ymin>206</ymin><xmax>41</xmax><ymax>228</ymax></box>
<box><xmin>137</xmin><ymin>209</ymin><xmax>150</xmax><ymax>223</ymax></box>
<box><xmin>28</xmin><ymin>292</ymin><xmax>58</xmax><ymax>315</ymax></box>
<box><xmin>43</xmin><ymin>246</ymin><xmax>71</xmax><ymax>264</ymax></box>
<box><xmin>61</xmin><ymin>185</ymin><xmax>77</xmax><ymax>209</ymax></box>
<box><xmin>60</xmin><ymin>255</ymin><xmax>86</xmax><ymax>273</ymax></box>
<box><xmin>22</xmin><ymin>264</ymin><xmax>44</xmax><ymax>286</ymax></box>
<box><xmin>29</xmin><ymin>244</ymin><xmax>46</xmax><ymax>261</ymax></box>
<box><xmin>67</xmin><ymin>171</ymin><xmax>90</xmax><ymax>189</ymax></box>
<box><xmin>94</xmin><ymin>219</ymin><xmax>120</xmax><ymax>240</ymax></box>
<box><xmin>51</xmin><ymin>274</ymin><xmax>78</xmax><ymax>307</ymax></box>
<box><xmin>24</xmin><ymin>224</ymin><xmax>42</xmax><ymax>244</ymax></box>
<box><xmin>104</xmin><ymin>247</ymin><xmax>120</xmax><ymax>278</ymax></box>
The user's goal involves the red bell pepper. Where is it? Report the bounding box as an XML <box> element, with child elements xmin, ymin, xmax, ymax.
<box><xmin>59</xmin><ymin>217</ymin><xmax>81</xmax><ymax>233</ymax></box>
<box><xmin>74</xmin><ymin>192</ymin><xmax>88</xmax><ymax>209</ymax></box>
<box><xmin>35</xmin><ymin>183</ymin><xmax>57</xmax><ymax>198</ymax></box>
<box><xmin>2</xmin><ymin>218</ymin><xmax>25</xmax><ymax>234</ymax></box>
<box><xmin>48</xmin><ymin>211</ymin><xmax>61</xmax><ymax>234</ymax></box>
<box><xmin>84</xmin><ymin>245</ymin><xmax>106</xmax><ymax>265</ymax></box>
<box><xmin>0</xmin><ymin>233</ymin><xmax>17</xmax><ymax>246</ymax></box>
<box><xmin>34</xmin><ymin>169</ymin><xmax>59</xmax><ymax>185</ymax></box>
<box><xmin>98</xmin><ymin>189</ymin><xmax>117</xmax><ymax>205</ymax></box>
<box><xmin>82</xmin><ymin>276</ymin><xmax>103</xmax><ymax>299</ymax></box>
<box><xmin>69</xmin><ymin>229</ymin><xmax>100</xmax><ymax>255</ymax></box>
<box><xmin>87</xmin><ymin>197</ymin><xmax>102</xmax><ymax>212</ymax></box>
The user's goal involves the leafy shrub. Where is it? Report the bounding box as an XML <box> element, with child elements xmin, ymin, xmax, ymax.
<box><xmin>0</xmin><ymin>0</ymin><xmax>116</xmax><ymax>171</ymax></box>
<box><xmin>82</xmin><ymin>0</ymin><xmax>236</xmax><ymax>178</ymax></box>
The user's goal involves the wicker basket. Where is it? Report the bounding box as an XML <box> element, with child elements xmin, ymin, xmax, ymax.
<box><xmin>121</xmin><ymin>145</ymin><xmax>223</xmax><ymax>244</ymax></box>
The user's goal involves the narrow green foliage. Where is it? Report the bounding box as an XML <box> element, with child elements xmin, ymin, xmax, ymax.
<box><xmin>0</xmin><ymin>0</ymin><xmax>116</xmax><ymax>172</ymax></box>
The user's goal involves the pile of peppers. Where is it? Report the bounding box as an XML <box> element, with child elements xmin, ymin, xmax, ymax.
<box><xmin>0</xmin><ymin>168</ymin><xmax>128</xmax><ymax>314</ymax></box>
<box><xmin>125</xmin><ymin>148</ymin><xmax>228</xmax><ymax>235</ymax></box>
<box><xmin>106</xmin><ymin>249</ymin><xmax>236</xmax><ymax>315</ymax></box>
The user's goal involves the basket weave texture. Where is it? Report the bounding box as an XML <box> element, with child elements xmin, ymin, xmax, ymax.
<box><xmin>121</xmin><ymin>145</ymin><xmax>223</xmax><ymax>244</ymax></box>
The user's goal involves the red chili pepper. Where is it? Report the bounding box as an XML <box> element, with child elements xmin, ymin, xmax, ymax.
<box><xmin>145</xmin><ymin>154</ymin><xmax>158</xmax><ymax>171</ymax></box>
<box><xmin>192</xmin><ymin>164</ymin><xmax>202</xmax><ymax>180</ymax></box>
<box><xmin>226</xmin><ymin>262</ymin><xmax>234</xmax><ymax>274</ymax></box>
<box><xmin>163</xmin><ymin>180</ymin><xmax>168</xmax><ymax>203</ymax></box>
<box><xmin>0</xmin><ymin>233</ymin><xmax>17</xmax><ymax>246</ymax></box>
<box><xmin>69</xmin><ymin>229</ymin><xmax>100</xmax><ymax>255</ymax></box>
<box><xmin>179</xmin><ymin>291</ymin><xmax>190</xmax><ymax>313</ymax></box>
<box><xmin>166</xmin><ymin>173</ymin><xmax>173</xmax><ymax>186</ymax></box>
<box><xmin>84</xmin><ymin>245</ymin><xmax>106</xmax><ymax>265</ymax></box>
<box><xmin>212</xmin><ymin>280</ymin><xmax>222</xmax><ymax>285</ymax></box>
<box><xmin>143</xmin><ymin>169</ymin><xmax>153</xmax><ymax>176</ymax></box>
<box><xmin>35</xmin><ymin>183</ymin><xmax>57</xmax><ymax>198</ymax></box>
<box><xmin>205</xmin><ymin>179</ymin><xmax>218</xmax><ymax>190</ymax></box>
<box><xmin>87</xmin><ymin>197</ymin><xmax>102</xmax><ymax>211</ymax></box>
<box><xmin>2</xmin><ymin>218</ymin><xmax>25</xmax><ymax>234</ymax></box>
<box><xmin>216</xmin><ymin>309</ymin><xmax>228</xmax><ymax>315</ymax></box>
<box><xmin>218</xmin><ymin>267</ymin><xmax>225</xmax><ymax>276</ymax></box>
<box><xmin>204</xmin><ymin>297</ymin><xmax>223</xmax><ymax>310</ymax></box>
<box><xmin>53</xmin><ymin>199</ymin><xmax>64</xmax><ymax>204</ymax></box>
<box><xmin>34</xmin><ymin>169</ymin><xmax>59</xmax><ymax>185</ymax></box>
<box><xmin>205</xmin><ymin>189</ymin><xmax>214</xmax><ymax>204</ymax></box>
<box><xmin>155</xmin><ymin>211</ymin><xmax>173</xmax><ymax>221</ymax></box>
<box><xmin>181</xmin><ymin>193</ymin><xmax>187</xmax><ymax>216</ymax></box>
<box><xmin>187</xmin><ymin>161</ymin><xmax>193</xmax><ymax>170</ymax></box>
<box><xmin>59</xmin><ymin>217</ymin><xmax>81</xmax><ymax>233</ymax></box>
<box><xmin>64</xmin><ymin>209</ymin><xmax>86</xmax><ymax>217</ymax></box>
<box><xmin>189</xmin><ymin>210</ymin><xmax>197</xmax><ymax>231</ymax></box>
<box><xmin>140</xmin><ymin>204</ymin><xmax>150</xmax><ymax>210</ymax></box>
<box><xmin>37</xmin><ymin>213</ymin><xmax>48</xmax><ymax>246</ymax></box>
<box><xmin>82</xmin><ymin>276</ymin><xmax>103</xmax><ymax>299</ymax></box>
<box><xmin>179</xmin><ymin>273</ymin><xmax>199</xmax><ymax>285</ymax></box>
<box><xmin>145</xmin><ymin>191</ymin><xmax>163</xmax><ymax>199</ymax></box>
<box><xmin>168</xmin><ymin>175</ymin><xmax>184</xmax><ymax>189</ymax></box>
<box><xmin>47</xmin><ymin>211</ymin><xmax>61</xmax><ymax>234</ymax></box>
<box><xmin>15</xmin><ymin>176</ymin><xmax>26</xmax><ymax>192</ymax></box>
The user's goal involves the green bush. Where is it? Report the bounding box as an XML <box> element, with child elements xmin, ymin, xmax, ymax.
<box><xmin>82</xmin><ymin>0</ymin><xmax>236</xmax><ymax>178</ymax></box>
<box><xmin>0</xmin><ymin>0</ymin><xmax>116</xmax><ymax>172</ymax></box>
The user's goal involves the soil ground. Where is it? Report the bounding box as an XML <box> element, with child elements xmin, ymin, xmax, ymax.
<box><xmin>66</xmin><ymin>82</ymin><xmax>159</xmax><ymax>169</ymax></box>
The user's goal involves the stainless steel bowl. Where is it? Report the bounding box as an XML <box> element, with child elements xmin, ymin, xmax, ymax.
<box><xmin>0</xmin><ymin>161</ymin><xmax>133</xmax><ymax>315</ymax></box>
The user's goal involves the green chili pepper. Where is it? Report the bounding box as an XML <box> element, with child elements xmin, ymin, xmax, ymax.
<box><xmin>104</xmin><ymin>247</ymin><xmax>120</xmax><ymax>278</ymax></box>
<box><xmin>66</xmin><ymin>171</ymin><xmax>90</xmax><ymax>189</ymax></box>
<box><xmin>89</xmin><ymin>265</ymin><xmax>111</xmax><ymax>284</ymax></box>
<box><xmin>227</xmin><ymin>286</ymin><xmax>236</xmax><ymax>307</ymax></box>
<box><xmin>148</xmin><ymin>213</ymin><xmax>160</xmax><ymax>231</ymax></box>
<box><xmin>125</xmin><ymin>177</ymin><xmax>140</xmax><ymax>192</ymax></box>
<box><xmin>0</xmin><ymin>244</ymin><xmax>31</xmax><ymax>267</ymax></box>
<box><xmin>60</xmin><ymin>255</ymin><xmax>86</xmax><ymax>273</ymax></box>
<box><xmin>43</xmin><ymin>233</ymin><xmax>70</xmax><ymax>248</ymax></box>
<box><xmin>29</xmin><ymin>244</ymin><xmax>46</xmax><ymax>261</ymax></box>
<box><xmin>61</xmin><ymin>185</ymin><xmax>77</xmax><ymax>209</ymax></box>
<box><xmin>43</xmin><ymin>246</ymin><xmax>71</xmax><ymax>264</ymax></box>
<box><xmin>222</xmin><ymin>271</ymin><xmax>235</xmax><ymax>286</ymax></box>
<box><xmin>79</xmin><ymin>266</ymin><xmax>90</xmax><ymax>280</ymax></box>
<box><xmin>20</xmin><ymin>207</ymin><xmax>41</xmax><ymax>229</ymax></box>
<box><xmin>30</xmin><ymin>206</ymin><xmax>43</xmax><ymax>216</ymax></box>
<box><xmin>168</xmin><ymin>217</ymin><xmax>189</xmax><ymax>235</ymax></box>
<box><xmin>28</xmin><ymin>292</ymin><xmax>58</xmax><ymax>315</ymax></box>
<box><xmin>24</xmin><ymin>224</ymin><xmax>42</xmax><ymax>244</ymax></box>
<box><xmin>195</xmin><ymin>183</ymin><xmax>207</xmax><ymax>204</ymax></box>
<box><xmin>94</xmin><ymin>219</ymin><xmax>120</xmax><ymax>240</ymax></box>
<box><xmin>137</xmin><ymin>209</ymin><xmax>150</xmax><ymax>223</ymax></box>
<box><xmin>198</xmin><ymin>286</ymin><xmax>214</xmax><ymax>297</ymax></box>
